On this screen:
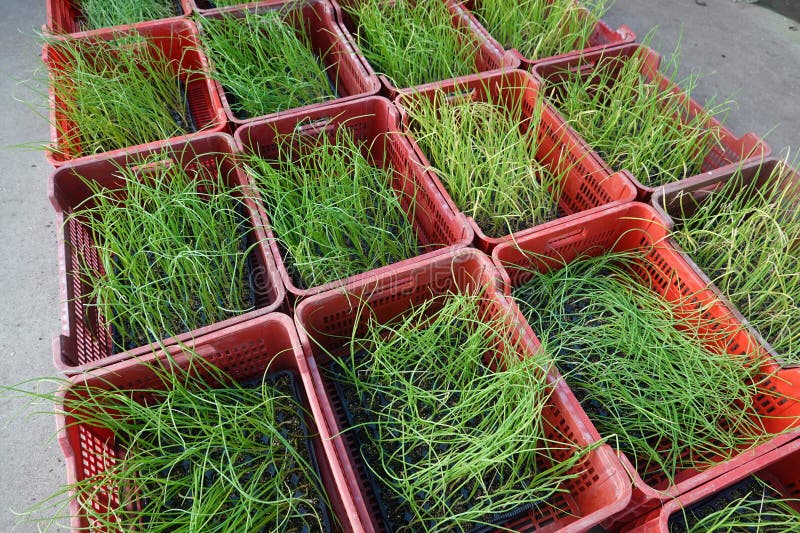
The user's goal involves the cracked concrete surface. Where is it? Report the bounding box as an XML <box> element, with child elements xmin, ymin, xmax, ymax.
<box><xmin>0</xmin><ymin>0</ymin><xmax>797</xmax><ymax>530</ymax></box>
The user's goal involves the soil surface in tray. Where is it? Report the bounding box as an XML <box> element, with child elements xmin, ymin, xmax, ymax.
<box><xmin>324</xmin><ymin>350</ymin><xmax>534</xmax><ymax>533</ymax></box>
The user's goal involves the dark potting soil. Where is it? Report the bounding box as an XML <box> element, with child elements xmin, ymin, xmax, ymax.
<box><xmin>323</xmin><ymin>350</ymin><xmax>535</xmax><ymax>533</ymax></box>
<box><xmin>667</xmin><ymin>475</ymin><xmax>792</xmax><ymax>532</ymax></box>
<box><xmin>474</xmin><ymin>203</ymin><xmax>562</xmax><ymax>239</ymax></box>
<box><xmin>139</xmin><ymin>371</ymin><xmax>332</xmax><ymax>533</ymax></box>
<box><xmin>109</xmin><ymin>208</ymin><xmax>258</xmax><ymax>352</ymax></box>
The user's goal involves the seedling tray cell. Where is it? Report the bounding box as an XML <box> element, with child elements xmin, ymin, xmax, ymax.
<box><xmin>623</xmin><ymin>437</ymin><xmax>800</xmax><ymax>532</ymax></box>
<box><xmin>197</xmin><ymin>0</ymin><xmax>380</xmax><ymax>127</ymax></box>
<box><xmin>324</xmin><ymin>353</ymin><xmax>535</xmax><ymax>533</ymax></box>
<box><xmin>295</xmin><ymin>249</ymin><xmax>631</xmax><ymax>533</ymax></box>
<box><xmin>56</xmin><ymin>314</ymin><xmax>356</xmax><ymax>532</ymax></box>
<box><xmin>492</xmin><ymin>202</ymin><xmax>800</xmax><ymax>530</ymax></box>
<box><xmin>43</xmin><ymin>18</ymin><xmax>227</xmax><ymax>167</ymax></box>
<box><xmin>234</xmin><ymin>96</ymin><xmax>473</xmax><ymax>303</ymax></box>
<box><xmin>651</xmin><ymin>157</ymin><xmax>800</xmax><ymax>369</ymax></box>
<box><xmin>532</xmin><ymin>44</ymin><xmax>770</xmax><ymax>200</ymax></box>
<box><xmin>394</xmin><ymin>69</ymin><xmax>636</xmax><ymax>253</ymax></box>
<box><xmin>46</xmin><ymin>0</ymin><xmax>192</xmax><ymax>35</ymax></box>
<box><xmin>443</xmin><ymin>0</ymin><xmax>635</xmax><ymax>70</ymax></box>
<box><xmin>329</xmin><ymin>0</ymin><xmax>518</xmax><ymax>98</ymax></box>
<box><xmin>50</xmin><ymin>133</ymin><xmax>285</xmax><ymax>373</ymax></box>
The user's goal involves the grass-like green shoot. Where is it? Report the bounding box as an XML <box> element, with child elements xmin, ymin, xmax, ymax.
<box><xmin>548</xmin><ymin>47</ymin><xmax>729</xmax><ymax>187</ymax></box>
<box><xmin>327</xmin><ymin>293</ymin><xmax>594</xmax><ymax>531</ymax></box>
<box><xmin>29</xmin><ymin>359</ymin><xmax>331</xmax><ymax>531</ymax></box>
<box><xmin>80</xmin><ymin>0</ymin><xmax>178</xmax><ymax>30</ymax></box>
<box><xmin>71</xmin><ymin>153</ymin><xmax>254</xmax><ymax>351</ymax></box>
<box><xmin>242</xmin><ymin>126</ymin><xmax>420</xmax><ymax>289</ymax></box>
<box><xmin>472</xmin><ymin>0</ymin><xmax>608</xmax><ymax>60</ymax></box>
<box><xmin>344</xmin><ymin>0</ymin><xmax>478</xmax><ymax>88</ymax></box>
<box><xmin>198</xmin><ymin>9</ymin><xmax>334</xmax><ymax>119</ymax></box>
<box><xmin>513</xmin><ymin>251</ymin><xmax>772</xmax><ymax>485</ymax></box>
<box><xmin>403</xmin><ymin>89</ymin><xmax>565</xmax><ymax>238</ymax></box>
<box><xmin>203</xmin><ymin>0</ymin><xmax>253</xmax><ymax>7</ymax></box>
<box><xmin>670</xmin><ymin>161</ymin><xmax>800</xmax><ymax>365</ymax></box>
<box><xmin>46</xmin><ymin>33</ymin><xmax>192</xmax><ymax>159</ymax></box>
<box><xmin>671</xmin><ymin>476</ymin><xmax>800</xmax><ymax>532</ymax></box>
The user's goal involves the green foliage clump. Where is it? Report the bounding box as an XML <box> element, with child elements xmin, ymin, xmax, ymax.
<box><xmin>199</xmin><ymin>9</ymin><xmax>333</xmax><ymax>118</ymax></box>
<box><xmin>514</xmin><ymin>251</ymin><xmax>772</xmax><ymax>485</ymax></box>
<box><xmin>243</xmin><ymin>126</ymin><xmax>419</xmax><ymax>288</ymax></box>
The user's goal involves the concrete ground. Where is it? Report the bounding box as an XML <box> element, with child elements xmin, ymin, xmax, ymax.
<box><xmin>0</xmin><ymin>0</ymin><xmax>797</xmax><ymax>531</ymax></box>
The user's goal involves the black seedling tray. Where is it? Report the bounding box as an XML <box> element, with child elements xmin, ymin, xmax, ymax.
<box><xmin>324</xmin><ymin>352</ymin><xmax>534</xmax><ymax>533</ymax></box>
<box><xmin>141</xmin><ymin>371</ymin><xmax>332</xmax><ymax>533</ymax></box>
<box><xmin>170</xmin><ymin>80</ymin><xmax>198</xmax><ymax>134</ymax></box>
<box><xmin>667</xmin><ymin>475</ymin><xmax>785</xmax><ymax>532</ymax></box>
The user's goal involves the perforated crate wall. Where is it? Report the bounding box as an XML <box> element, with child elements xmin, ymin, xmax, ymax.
<box><xmin>492</xmin><ymin>202</ymin><xmax>800</xmax><ymax>529</ymax></box>
<box><xmin>234</xmin><ymin>96</ymin><xmax>473</xmax><ymax>302</ymax></box>
<box><xmin>50</xmin><ymin>133</ymin><xmax>284</xmax><ymax>373</ymax></box>
<box><xmin>56</xmin><ymin>313</ymin><xmax>358</xmax><ymax>532</ymax></box>
<box><xmin>295</xmin><ymin>248</ymin><xmax>631</xmax><ymax>533</ymax></box>
<box><xmin>43</xmin><ymin>18</ymin><xmax>226</xmax><ymax>167</ymax></box>
<box><xmin>394</xmin><ymin>69</ymin><xmax>636</xmax><ymax>253</ymax></box>
<box><xmin>532</xmin><ymin>44</ymin><xmax>770</xmax><ymax>200</ymax></box>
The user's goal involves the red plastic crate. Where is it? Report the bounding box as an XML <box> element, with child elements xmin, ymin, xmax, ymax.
<box><xmin>56</xmin><ymin>313</ymin><xmax>361</xmax><ymax>533</ymax></box>
<box><xmin>196</xmin><ymin>0</ymin><xmax>380</xmax><ymax>128</ymax></box>
<box><xmin>329</xmin><ymin>0</ymin><xmax>518</xmax><ymax>98</ymax></box>
<box><xmin>652</xmin><ymin>157</ymin><xmax>800</xmax><ymax>370</ymax></box>
<box><xmin>234</xmin><ymin>96</ymin><xmax>473</xmax><ymax>303</ymax></box>
<box><xmin>294</xmin><ymin>248</ymin><xmax>632</xmax><ymax>533</ymax></box>
<box><xmin>46</xmin><ymin>0</ymin><xmax>192</xmax><ymax>35</ymax></box>
<box><xmin>43</xmin><ymin>18</ymin><xmax>227</xmax><ymax>167</ymax></box>
<box><xmin>492</xmin><ymin>202</ymin><xmax>800</xmax><ymax>530</ymax></box>
<box><xmin>444</xmin><ymin>0</ymin><xmax>635</xmax><ymax>69</ymax></box>
<box><xmin>49</xmin><ymin>132</ymin><xmax>285</xmax><ymax>374</ymax></box>
<box><xmin>622</xmin><ymin>437</ymin><xmax>800</xmax><ymax>532</ymax></box>
<box><xmin>394</xmin><ymin>69</ymin><xmax>637</xmax><ymax>253</ymax></box>
<box><xmin>532</xmin><ymin>44</ymin><xmax>770</xmax><ymax>200</ymax></box>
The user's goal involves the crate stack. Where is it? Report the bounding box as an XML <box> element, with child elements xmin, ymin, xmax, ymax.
<box><xmin>38</xmin><ymin>0</ymin><xmax>800</xmax><ymax>531</ymax></box>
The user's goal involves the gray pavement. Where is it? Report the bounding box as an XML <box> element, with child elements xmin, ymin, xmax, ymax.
<box><xmin>0</xmin><ymin>0</ymin><xmax>797</xmax><ymax>531</ymax></box>
<box><xmin>603</xmin><ymin>0</ymin><xmax>800</xmax><ymax>155</ymax></box>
